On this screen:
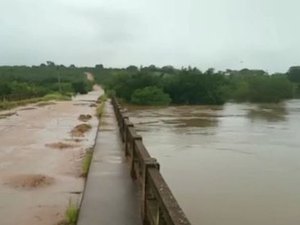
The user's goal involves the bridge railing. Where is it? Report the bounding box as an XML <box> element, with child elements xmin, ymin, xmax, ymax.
<box><xmin>111</xmin><ymin>97</ymin><xmax>191</xmax><ymax>225</ymax></box>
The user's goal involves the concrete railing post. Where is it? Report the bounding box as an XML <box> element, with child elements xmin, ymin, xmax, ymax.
<box><xmin>130</xmin><ymin>135</ymin><xmax>142</xmax><ymax>179</ymax></box>
<box><xmin>125</xmin><ymin>123</ymin><xmax>134</xmax><ymax>156</ymax></box>
<box><xmin>142</xmin><ymin>158</ymin><xmax>160</xmax><ymax>225</ymax></box>
<box><xmin>121</xmin><ymin>116</ymin><xmax>128</xmax><ymax>142</ymax></box>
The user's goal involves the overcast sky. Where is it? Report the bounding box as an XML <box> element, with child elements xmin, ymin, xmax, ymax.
<box><xmin>1</xmin><ymin>0</ymin><xmax>300</xmax><ymax>72</ymax></box>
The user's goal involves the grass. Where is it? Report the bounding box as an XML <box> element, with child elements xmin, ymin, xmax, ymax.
<box><xmin>97</xmin><ymin>93</ymin><xmax>107</xmax><ymax>103</ymax></box>
<box><xmin>81</xmin><ymin>149</ymin><xmax>93</xmax><ymax>177</ymax></box>
<box><xmin>96</xmin><ymin>102</ymin><xmax>105</xmax><ymax>118</ymax></box>
<box><xmin>81</xmin><ymin>94</ymin><xmax>107</xmax><ymax>177</ymax></box>
<box><xmin>0</xmin><ymin>92</ymin><xmax>71</xmax><ymax>111</ymax></box>
<box><xmin>42</xmin><ymin>92</ymin><xmax>71</xmax><ymax>101</ymax></box>
<box><xmin>96</xmin><ymin>94</ymin><xmax>107</xmax><ymax>119</ymax></box>
<box><xmin>65</xmin><ymin>200</ymin><xmax>79</xmax><ymax>225</ymax></box>
<box><xmin>0</xmin><ymin>98</ymin><xmax>42</xmax><ymax>111</ymax></box>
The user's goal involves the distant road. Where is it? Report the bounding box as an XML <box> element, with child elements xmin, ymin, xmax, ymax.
<box><xmin>85</xmin><ymin>72</ymin><xmax>95</xmax><ymax>82</ymax></box>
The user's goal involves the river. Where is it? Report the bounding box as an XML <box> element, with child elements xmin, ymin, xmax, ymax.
<box><xmin>126</xmin><ymin>100</ymin><xmax>300</xmax><ymax>225</ymax></box>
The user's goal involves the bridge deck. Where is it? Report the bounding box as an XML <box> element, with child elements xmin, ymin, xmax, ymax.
<box><xmin>77</xmin><ymin>101</ymin><xmax>142</xmax><ymax>225</ymax></box>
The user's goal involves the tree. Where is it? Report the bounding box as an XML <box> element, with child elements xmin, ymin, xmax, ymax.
<box><xmin>205</xmin><ymin>68</ymin><xmax>215</xmax><ymax>75</ymax></box>
<box><xmin>0</xmin><ymin>83</ymin><xmax>11</xmax><ymax>96</ymax></box>
<box><xmin>95</xmin><ymin>64</ymin><xmax>104</xmax><ymax>69</ymax></box>
<box><xmin>126</xmin><ymin>65</ymin><xmax>139</xmax><ymax>72</ymax></box>
<box><xmin>287</xmin><ymin>66</ymin><xmax>300</xmax><ymax>83</ymax></box>
<box><xmin>72</xmin><ymin>81</ymin><xmax>88</xmax><ymax>94</ymax></box>
<box><xmin>131</xmin><ymin>86</ymin><xmax>171</xmax><ymax>105</ymax></box>
<box><xmin>161</xmin><ymin>65</ymin><xmax>175</xmax><ymax>74</ymax></box>
<box><xmin>46</xmin><ymin>61</ymin><xmax>55</xmax><ymax>67</ymax></box>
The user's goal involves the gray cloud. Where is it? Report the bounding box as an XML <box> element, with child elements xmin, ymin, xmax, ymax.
<box><xmin>0</xmin><ymin>0</ymin><xmax>300</xmax><ymax>72</ymax></box>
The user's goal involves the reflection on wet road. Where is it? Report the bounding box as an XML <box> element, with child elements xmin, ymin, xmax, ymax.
<box><xmin>126</xmin><ymin>100</ymin><xmax>300</xmax><ymax>225</ymax></box>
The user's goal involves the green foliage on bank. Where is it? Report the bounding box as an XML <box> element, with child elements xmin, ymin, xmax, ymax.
<box><xmin>0</xmin><ymin>63</ymin><xmax>93</xmax><ymax>102</ymax></box>
<box><xmin>92</xmin><ymin>66</ymin><xmax>297</xmax><ymax>105</ymax></box>
<box><xmin>131</xmin><ymin>86</ymin><xmax>171</xmax><ymax>105</ymax></box>
<box><xmin>287</xmin><ymin>66</ymin><xmax>300</xmax><ymax>97</ymax></box>
<box><xmin>2</xmin><ymin>63</ymin><xmax>299</xmax><ymax>106</ymax></box>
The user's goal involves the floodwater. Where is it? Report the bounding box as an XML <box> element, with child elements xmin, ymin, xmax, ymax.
<box><xmin>0</xmin><ymin>84</ymin><xmax>102</xmax><ymax>225</ymax></box>
<box><xmin>126</xmin><ymin>100</ymin><xmax>300</xmax><ymax>225</ymax></box>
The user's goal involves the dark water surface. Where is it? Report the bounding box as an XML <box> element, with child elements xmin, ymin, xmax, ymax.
<box><xmin>126</xmin><ymin>100</ymin><xmax>300</xmax><ymax>225</ymax></box>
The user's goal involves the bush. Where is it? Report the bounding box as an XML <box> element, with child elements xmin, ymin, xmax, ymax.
<box><xmin>42</xmin><ymin>92</ymin><xmax>71</xmax><ymax>101</ymax></box>
<box><xmin>0</xmin><ymin>65</ymin><xmax>93</xmax><ymax>101</ymax></box>
<box><xmin>72</xmin><ymin>81</ymin><xmax>89</xmax><ymax>94</ymax></box>
<box><xmin>231</xmin><ymin>75</ymin><xmax>295</xmax><ymax>103</ymax></box>
<box><xmin>131</xmin><ymin>86</ymin><xmax>171</xmax><ymax>105</ymax></box>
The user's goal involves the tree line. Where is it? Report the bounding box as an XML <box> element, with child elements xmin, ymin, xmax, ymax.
<box><xmin>92</xmin><ymin>65</ymin><xmax>299</xmax><ymax>105</ymax></box>
<box><xmin>0</xmin><ymin>62</ymin><xmax>93</xmax><ymax>101</ymax></box>
<box><xmin>1</xmin><ymin>63</ymin><xmax>300</xmax><ymax>105</ymax></box>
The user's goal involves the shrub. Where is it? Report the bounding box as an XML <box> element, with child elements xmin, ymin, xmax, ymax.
<box><xmin>72</xmin><ymin>81</ymin><xmax>88</xmax><ymax>94</ymax></box>
<box><xmin>131</xmin><ymin>86</ymin><xmax>171</xmax><ymax>105</ymax></box>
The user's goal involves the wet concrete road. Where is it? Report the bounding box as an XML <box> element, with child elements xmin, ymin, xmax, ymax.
<box><xmin>77</xmin><ymin>100</ymin><xmax>142</xmax><ymax>225</ymax></box>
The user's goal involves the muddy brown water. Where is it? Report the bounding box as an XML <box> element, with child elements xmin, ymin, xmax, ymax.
<box><xmin>0</xmin><ymin>84</ymin><xmax>103</xmax><ymax>225</ymax></box>
<box><xmin>126</xmin><ymin>100</ymin><xmax>300</xmax><ymax>225</ymax></box>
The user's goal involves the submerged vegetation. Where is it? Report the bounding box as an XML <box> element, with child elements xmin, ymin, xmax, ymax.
<box><xmin>0</xmin><ymin>92</ymin><xmax>70</xmax><ymax>110</ymax></box>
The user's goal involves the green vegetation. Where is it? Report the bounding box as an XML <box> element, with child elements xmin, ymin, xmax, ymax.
<box><xmin>96</xmin><ymin>95</ymin><xmax>107</xmax><ymax>118</ymax></box>
<box><xmin>287</xmin><ymin>66</ymin><xmax>300</xmax><ymax>97</ymax></box>
<box><xmin>131</xmin><ymin>86</ymin><xmax>171</xmax><ymax>105</ymax></box>
<box><xmin>2</xmin><ymin>63</ymin><xmax>299</xmax><ymax>106</ymax></box>
<box><xmin>65</xmin><ymin>200</ymin><xmax>79</xmax><ymax>225</ymax></box>
<box><xmin>98</xmin><ymin>93</ymin><xmax>108</xmax><ymax>103</ymax></box>
<box><xmin>82</xmin><ymin>150</ymin><xmax>93</xmax><ymax>178</ymax></box>
<box><xmin>81</xmin><ymin>95</ymin><xmax>107</xmax><ymax>177</ymax></box>
<box><xmin>42</xmin><ymin>92</ymin><xmax>71</xmax><ymax>101</ymax></box>
<box><xmin>0</xmin><ymin>62</ymin><xmax>93</xmax><ymax>107</ymax></box>
<box><xmin>92</xmin><ymin>66</ymin><xmax>297</xmax><ymax>105</ymax></box>
<box><xmin>0</xmin><ymin>92</ymin><xmax>71</xmax><ymax>110</ymax></box>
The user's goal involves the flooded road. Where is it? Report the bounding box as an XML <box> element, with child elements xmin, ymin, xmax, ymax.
<box><xmin>0</xmin><ymin>85</ymin><xmax>102</xmax><ymax>225</ymax></box>
<box><xmin>126</xmin><ymin>100</ymin><xmax>300</xmax><ymax>225</ymax></box>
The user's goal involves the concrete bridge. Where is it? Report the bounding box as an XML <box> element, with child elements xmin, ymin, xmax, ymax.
<box><xmin>77</xmin><ymin>98</ymin><xmax>191</xmax><ymax>225</ymax></box>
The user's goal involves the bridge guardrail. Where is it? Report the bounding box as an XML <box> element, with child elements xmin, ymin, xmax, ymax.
<box><xmin>111</xmin><ymin>97</ymin><xmax>191</xmax><ymax>225</ymax></box>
